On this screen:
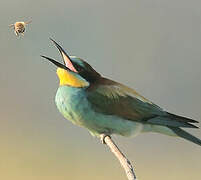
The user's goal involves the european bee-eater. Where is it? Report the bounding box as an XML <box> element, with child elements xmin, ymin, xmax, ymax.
<box><xmin>41</xmin><ymin>39</ymin><xmax>201</xmax><ymax>146</ymax></box>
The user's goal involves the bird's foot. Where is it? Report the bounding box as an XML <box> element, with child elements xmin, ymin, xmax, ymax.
<box><xmin>100</xmin><ymin>134</ymin><xmax>111</xmax><ymax>144</ymax></box>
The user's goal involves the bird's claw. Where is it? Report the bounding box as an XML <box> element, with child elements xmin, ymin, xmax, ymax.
<box><xmin>100</xmin><ymin>134</ymin><xmax>111</xmax><ymax>144</ymax></box>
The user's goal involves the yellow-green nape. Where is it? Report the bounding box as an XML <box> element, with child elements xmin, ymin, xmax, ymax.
<box><xmin>56</xmin><ymin>68</ymin><xmax>89</xmax><ymax>87</ymax></box>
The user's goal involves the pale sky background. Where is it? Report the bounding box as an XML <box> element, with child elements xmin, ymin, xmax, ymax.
<box><xmin>0</xmin><ymin>0</ymin><xmax>201</xmax><ymax>180</ymax></box>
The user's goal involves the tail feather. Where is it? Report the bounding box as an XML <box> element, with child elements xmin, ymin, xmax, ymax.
<box><xmin>162</xmin><ymin>112</ymin><xmax>199</xmax><ymax>128</ymax></box>
<box><xmin>148</xmin><ymin>116</ymin><xmax>198</xmax><ymax>128</ymax></box>
<box><xmin>166</xmin><ymin>112</ymin><xmax>198</xmax><ymax>123</ymax></box>
<box><xmin>169</xmin><ymin>127</ymin><xmax>201</xmax><ymax>146</ymax></box>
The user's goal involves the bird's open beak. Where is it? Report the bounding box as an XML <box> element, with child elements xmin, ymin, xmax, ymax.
<box><xmin>40</xmin><ymin>55</ymin><xmax>70</xmax><ymax>71</ymax></box>
<box><xmin>41</xmin><ymin>38</ymin><xmax>78</xmax><ymax>73</ymax></box>
<box><xmin>49</xmin><ymin>38</ymin><xmax>78</xmax><ymax>73</ymax></box>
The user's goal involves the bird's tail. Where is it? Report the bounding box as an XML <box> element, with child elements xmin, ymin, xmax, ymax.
<box><xmin>169</xmin><ymin>127</ymin><xmax>201</xmax><ymax>146</ymax></box>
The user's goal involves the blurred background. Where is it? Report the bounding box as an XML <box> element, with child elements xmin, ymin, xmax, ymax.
<box><xmin>0</xmin><ymin>0</ymin><xmax>201</xmax><ymax>179</ymax></box>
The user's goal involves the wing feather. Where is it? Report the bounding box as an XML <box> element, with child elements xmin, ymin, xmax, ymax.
<box><xmin>86</xmin><ymin>78</ymin><xmax>198</xmax><ymax>128</ymax></box>
<box><xmin>87</xmin><ymin>78</ymin><xmax>164</xmax><ymax>122</ymax></box>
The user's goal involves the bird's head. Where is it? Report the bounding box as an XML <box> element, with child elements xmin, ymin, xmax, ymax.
<box><xmin>41</xmin><ymin>39</ymin><xmax>101</xmax><ymax>88</ymax></box>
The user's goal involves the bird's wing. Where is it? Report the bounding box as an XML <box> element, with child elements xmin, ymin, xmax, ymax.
<box><xmin>86</xmin><ymin>78</ymin><xmax>198</xmax><ymax>128</ymax></box>
<box><xmin>87</xmin><ymin>78</ymin><xmax>164</xmax><ymax>121</ymax></box>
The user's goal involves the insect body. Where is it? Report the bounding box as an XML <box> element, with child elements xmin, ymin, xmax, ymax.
<box><xmin>9</xmin><ymin>20</ymin><xmax>32</xmax><ymax>36</ymax></box>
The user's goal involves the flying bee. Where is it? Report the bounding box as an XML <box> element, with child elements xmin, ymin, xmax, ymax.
<box><xmin>9</xmin><ymin>20</ymin><xmax>32</xmax><ymax>36</ymax></box>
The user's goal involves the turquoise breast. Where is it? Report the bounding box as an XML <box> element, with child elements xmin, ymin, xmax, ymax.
<box><xmin>55</xmin><ymin>86</ymin><xmax>89</xmax><ymax>127</ymax></box>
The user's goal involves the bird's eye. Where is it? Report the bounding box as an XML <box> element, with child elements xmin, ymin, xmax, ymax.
<box><xmin>76</xmin><ymin>66</ymin><xmax>82</xmax><ymax>72</ymax></box>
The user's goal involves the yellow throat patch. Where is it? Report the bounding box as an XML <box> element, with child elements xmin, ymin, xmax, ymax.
<box><xmin>56</xmin><ymin>68</ymin><xmax>89</xmax><ymax>87</ymax></box>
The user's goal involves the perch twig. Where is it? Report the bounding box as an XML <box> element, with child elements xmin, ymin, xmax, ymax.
<box><xmin>100</xmin><ymin>134</ymin><xmax>137</xmax><ymax>180</ymax></box>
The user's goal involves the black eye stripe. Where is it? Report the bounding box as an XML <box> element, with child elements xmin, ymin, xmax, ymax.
<box><xmin>71</xmin><ymin>61</ymin><xmax>101</xmax><ymax>83</ymax></box>
<box><xmin>73</xmin><ymin>64</ymin><xmax>82</xmax><ymax>71</ymax></box>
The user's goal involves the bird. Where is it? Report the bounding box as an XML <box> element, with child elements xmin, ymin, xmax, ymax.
<box><xmin>41</xmin><ymin>38</ymin><xmax>201</xmax><ymax>146</ymax></box>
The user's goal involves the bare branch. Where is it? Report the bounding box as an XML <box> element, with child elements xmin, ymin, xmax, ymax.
<box><xmin>100</xmin><ymin>134</ymin><xmax>137</xmax><ymax>180</ymax></box>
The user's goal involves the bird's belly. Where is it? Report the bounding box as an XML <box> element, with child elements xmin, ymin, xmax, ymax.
<box><xmin>87</xmin><ymin>113</ymin><xmax>144</xmax><ymax>137</ymax></box>
<box><xmin>55</xmin><ymin>87</ymin><xmax>143</xmax><ymax>137</ymax></box>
